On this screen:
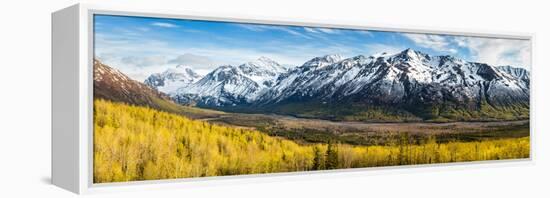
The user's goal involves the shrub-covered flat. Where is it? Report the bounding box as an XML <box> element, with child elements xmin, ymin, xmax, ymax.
<box><xmin>204</xmin><ymin>112</ymin><xmax>529</xmax><ymax>146</ymax></box>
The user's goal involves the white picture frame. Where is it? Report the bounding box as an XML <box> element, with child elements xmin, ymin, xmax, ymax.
<box><xmin>52</xmin><ymin>3</ymin><xmax>535</xmax><ymax>194</ymax></box>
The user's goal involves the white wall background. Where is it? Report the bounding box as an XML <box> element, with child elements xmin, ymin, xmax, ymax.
<box><xmin>0</xmin><ymin>0</ymin><xmax>548</xmax><ymax>197</ymax></box>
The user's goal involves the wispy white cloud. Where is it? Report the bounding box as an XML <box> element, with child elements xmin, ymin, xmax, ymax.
<box><xmin>151</xmin><ymin>22</ymin><xmax>178</xmax><ymax>28</ymax></box>
<box><xmin>96</xmin><ymin>54</ymin><xmax>170</xmax><ymax>81</ymax></box>
<box><xmin>95</xmin><ymin>33</ymin><xmax>179</xmax><ymax>80</ymax></box>
<box><xmin>402</xmin><ymin>33</ymin><xmax>530</xmax><ymax>68</ymax></box>
<box><xmin>453</xmin><ymin>36</ymin><xmax>531</xmax><ymax>68</ymax></box>
<box><xmin>317</xmin><ymin>28</ymin><xmax>340</xmax><ymax>34</ymax></box>
<box><xmin>356</xmin><ymin>30</ymin><xmax>373</xmax><ymax>37</ymax></box>
<box><xmin>236</xmin><ymin>24</ymin><xmax>313</xmax><ymax>39</ymax></box>
<box><xmin>303</xmin><ymin>27</ymin><xmax>320</xmax><ymax>33</ymax></box>
<box><xmin>283</xmin><ymin>29</ymin><xmax>312</xmax><ymax>39</ymax></box>
<box><xmin>95</xmin><ymin>33</ymin><xmax>174</xmax><ymax>55</ymax></box>
<box><xmin>181</xmin><ymin>46</ymin><xmax>306</xmax><ymax>67</ymax></box>
<box><xmin>168</xmin><ymin>53</ymin><xmax>219</xmax><ymax>70</ymax></box>
<box><xmin>365</xmin><ymin>44</ymin><xmax>405</xmax><ymax>55</ymax></box>
<box><xmin>402</xmin><ymin>33</ymin><xmax>456</xmax><ymax>53</ymax></box>
<box><xmin>120</xmin><ymin>55</ymin><xmax>167</xmax><ymax>67</ymax></box>
<box><xmin>303</xmin><ymin>27</ymin><xmax>342</xmax><ymax>34</ymax></box>
<box><xmin>235</xmin><ymin>24</ymin><xmax>270</xmax><ymax>32</ymax></box>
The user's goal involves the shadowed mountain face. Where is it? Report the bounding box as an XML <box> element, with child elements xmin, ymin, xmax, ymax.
<box><xmin>93</xmin><ymin>59</ymin><xmax>174</xmax><ymax>109</ymax></box>
<box><xmin>145</xmin><ymin>49</ymin><xmax>530</xmax><ymax>121</ymax></box>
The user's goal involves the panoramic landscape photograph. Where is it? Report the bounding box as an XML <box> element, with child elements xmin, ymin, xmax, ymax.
<box><xmin>92</xmin><ymin>14</ymin><xmax>531</xmax><ymax>183</ymax></box>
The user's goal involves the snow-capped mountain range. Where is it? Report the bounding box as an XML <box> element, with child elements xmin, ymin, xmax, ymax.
<box><xmin>259</xmin><ymin>49</ymin><xmax>529</xmax><ymax>106</ymax></box>
<box><xmin>144</xmin><ymin>49</ymin><xmax>530</xmax><ymax>120</ymax></box>
<box><xmin>144</xmin><ymin>65</ymin><xmax>203</xmax><ymax>94</ymax></box>
<box><xmin>149</xmin><ymin>56</ymin><xmax>288</xmax><ymax>106</ymax></box>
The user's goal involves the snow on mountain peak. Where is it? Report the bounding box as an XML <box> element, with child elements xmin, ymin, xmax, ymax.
<box><xmin>323</xmin><ymin>54</ymin><xmax>343</xmax><ymax>61</ymax></box>
<box><xmin>402</xmin><ymin>48</ymin><xmax>416</xmax><ymax>54</ymax></box>
<box><xmin>302</xmin><ymin>54</ymin><xmax>343</xmax><ymax>69</ymax></box>
<box><xmin>243</xmin><ymin>56</ymin><xmax>287</xmax><ymax>74</ymax></box>
<box><xmin>173</xmin><ymin>65</ymin><xmax>200</xmax><ymax>76</ymax></box>
<box><xmin>144</xmin><ymin>65</ymin><xmax>203</xmax><ymax>95</ymax></box>
<box><xmin>392</xmin><ymin>48</ymin><xmax>429</xmax><ymax>61</ymax></box>
<box><xmin>257</xmin><ymin>56</ymin><xmax>278</xmax><ymax>64</ymax></box>
<box><xmin>367</xmin><ymin>52</ymin><xmax>387</xmax><ymax>60</ymax></box>
<box><xmin>375</xmin><ymin>52</ymin><xmax>389</xmax><ymax>56</ymax></box>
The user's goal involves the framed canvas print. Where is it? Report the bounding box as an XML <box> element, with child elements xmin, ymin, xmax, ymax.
<box><xmin>52</xmin><ymin>4</ymin><xmax>534</xmax><ymax>194</ymax></box>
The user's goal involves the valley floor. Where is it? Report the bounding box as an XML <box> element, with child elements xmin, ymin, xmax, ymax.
<box><xmin>198</xmin><ymin>110</ymin><xmax>530</xmax><ymax>146</ymax></box>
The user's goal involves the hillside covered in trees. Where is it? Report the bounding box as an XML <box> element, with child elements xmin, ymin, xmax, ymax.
<box><xmin>93</xmin><ymin>99</ymin><xmax>529</xmax><ymax>183</ymax></box>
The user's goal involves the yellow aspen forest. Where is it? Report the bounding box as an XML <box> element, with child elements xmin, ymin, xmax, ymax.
<box><xmin>93</xmin><ymin>99</ymin><xmax>530</xmax><ymax>183</ymax></box>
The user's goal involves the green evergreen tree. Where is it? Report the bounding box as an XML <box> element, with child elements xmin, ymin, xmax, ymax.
<box><xmin>312</xmin><ymin>146</ymin><xmax>325</xmax><ymax>170</ymax></box>
<box><xmin>326</xmin><ymin>142</ymin><xmax>338</xmax><ymax>169</ymax></box>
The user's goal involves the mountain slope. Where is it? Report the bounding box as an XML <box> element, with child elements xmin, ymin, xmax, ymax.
<box><xmin>93</xmin><ymin>59</ymin><xmax>223</xmax><ymax>119</ymax></box>
<box><xmin>498</xmin><ymin>65</ymin><xmax>530</xmax><ymax>87</ymax></box>
<box><xmin>93</xmin><ymin>59</ymin><xmax>173</xmax><ymax>109</ymax></box>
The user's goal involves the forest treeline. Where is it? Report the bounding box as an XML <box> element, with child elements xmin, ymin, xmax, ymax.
<box><xmin>94</xmin><ymin>99</ymin><xmax>530</xmax><ymax>183</ymax></box>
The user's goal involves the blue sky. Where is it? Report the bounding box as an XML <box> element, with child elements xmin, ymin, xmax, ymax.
<box><xmin>94</xmin><ymin>14</ymin><xmax>531</xmax><ymax>81</ymax></box>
